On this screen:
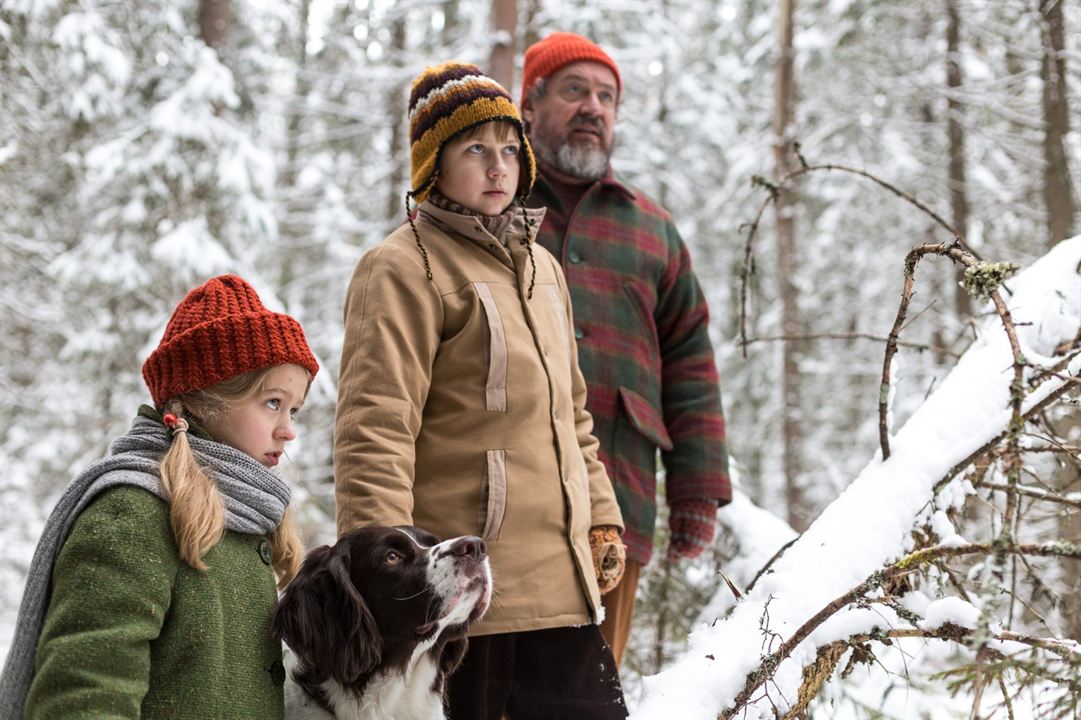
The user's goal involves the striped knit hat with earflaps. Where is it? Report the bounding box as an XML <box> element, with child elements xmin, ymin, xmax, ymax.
<box><xmin>142</xmin><ymin>275</ymin><xmax>319</xmax><ymax>408</ymax></box>
<box><xmin>404</xmin><ymin>62</ymin><xmax>540</xmax><ymax>297</ymax></box>
<box><xmin>407</xmin><ymin>62</ymin><xmax>536</xmax><ymax>205</ymax></box>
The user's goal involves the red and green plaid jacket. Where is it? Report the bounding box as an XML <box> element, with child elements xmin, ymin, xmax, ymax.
<box><xmin>529</xmin><ymin>166</ymin><xmax>731</xmax><ymax>564</ymax></box>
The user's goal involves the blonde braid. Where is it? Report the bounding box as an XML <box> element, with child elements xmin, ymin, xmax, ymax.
<box><xmin>268</xmin><ymin>506</ymin><xmax>303</xmax><ymax>588</ymax></box>
<box><xmin>159</xmin><ymin>400</ymin><xmax>225</xmax><ymax>571</ymax></box>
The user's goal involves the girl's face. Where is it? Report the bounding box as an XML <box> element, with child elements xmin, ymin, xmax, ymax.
<box><xmin>435</xmin><ymin>121</ymin><xmax>521</xmax><ymax>216</ymax></box>
<box><xmin>203</xmin><ymin>363</ymin><xmax>309</xmax><ymax>467</ymax></box>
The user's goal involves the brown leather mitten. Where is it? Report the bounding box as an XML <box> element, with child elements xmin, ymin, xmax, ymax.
<box><xmin>589</xmin><ymin>525</ymin><xmax>626</xmax><ymax>595</ymax></box>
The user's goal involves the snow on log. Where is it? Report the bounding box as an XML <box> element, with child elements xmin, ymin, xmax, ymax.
<box><xmin>631</xmin><ymin>237</ymin><xmax>1080</xmax><ymax>720</ymax></box>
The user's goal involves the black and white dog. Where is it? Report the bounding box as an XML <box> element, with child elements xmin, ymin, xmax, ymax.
<box><xmin>272</xmin><ymin>526</ymin><xmax>492</xmax><ymax>720</ymax></box>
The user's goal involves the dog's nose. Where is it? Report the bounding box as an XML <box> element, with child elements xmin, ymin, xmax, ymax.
<box><xmin>449</xmin><ymin>536</ymin><xmax>487</xmax><ymax>560</ymax></box>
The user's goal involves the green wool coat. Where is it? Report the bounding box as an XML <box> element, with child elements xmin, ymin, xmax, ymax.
<box><xmin>24</xmin><ymin>485</ymin><xmax>286</xmax><ymax>719</ymax></box>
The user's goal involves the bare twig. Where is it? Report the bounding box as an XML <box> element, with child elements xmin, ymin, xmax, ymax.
<box><xmin>1016</xmin><ymin>443</ymin><xmax>1080</xmax><ymax>454</ymax></box>
<box><xmin>900</xmin><ymin>298</ymin><xmax>941</xmax><ymax>333</ymax></box>
<box><xmin>975</xmin><ymin>481</ymin><xmax>1081</xmax><ymax>509</ymax></box>
<box><xmin>1025</xmin><ymin>349</ymin><xmax>1081</xmax><ymax>388</ymax></box>
<box><xmin>1006</xmin><ymin>554</ymin><xmax>1056</xmax><ymax>632</ymax></box>
<box><xmin>742</xmin><ymin>332</ymin><xmax>961</xmax><ymax>358</ymax></box>
<box><xmin>970</xmin><ymin>645</ymin><xmax>988</xmax><ymax>720</ymax></box>
<box><xmin>1052</xmin><ymin>328</ymin><xmax>1081</xmax><ymax>356</ymax></box>
<box><xmin>745</xmin><ymin>536</ymin><xmax>801</xmax><ymax>594</ymax></box>
<box><xmin>984</xmin><ymin>285</ymin><xmax>1028</xmax><ymax>564</ymax></box>
<box><xmin>998</xmin><ymin>674</ymin><xmax>1016</xmax><ymax>720</ymax></box>
<box><xmin>1043</xmin><ymin>371</ymin><xmax>1081</xmax><ymax>387</ymax></box>
<box><xmin>877</xmin><ymin>243</ymin><xmax>1028</xmax><ymax>469</ymax></box>
<box><xmin>878</xmin><ymin>241</ymin><xmax>974</xmax><ymax>460</ymax></box>
<box><xmin>878</xmin><ymin>627</ymin><xmax>1081</xmax><ymax>662</ymax></box>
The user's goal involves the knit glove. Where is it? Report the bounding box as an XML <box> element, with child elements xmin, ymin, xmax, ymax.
<box><xmin>666</xmin><ymin>498</ymin><xmax>717</xmax><ymax>561</ymax></box>
<box><xmin>589</xmin><ymin>525</ymin><xmax>626</xmax><ymax>595</ymax></box>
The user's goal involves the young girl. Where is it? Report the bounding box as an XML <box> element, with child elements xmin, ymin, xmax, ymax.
<box><xmin>0</xmin><ymin>274</ymin><xmax>319</xmax><ymax>719</ymax></box>
<box><xmin>334</xmin><ymin>63</ymin><xmax>629</xmax><ymax>719</ymax></box>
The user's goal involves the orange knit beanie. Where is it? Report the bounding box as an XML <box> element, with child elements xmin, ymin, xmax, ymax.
<box><xmin>521</xmin><ymin>32</ymin><xmax>621</xmax><ymax>103</ymax></box>
<box><xmin>142</xmin><ymin>275</ymin><xmax>319</xmax><ymax>408</ymax></box>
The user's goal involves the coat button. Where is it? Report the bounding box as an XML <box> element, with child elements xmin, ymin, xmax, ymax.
<box><xmin>574</xmin><ymin>327</ymin><xmax>584</xmax><ymax>340</ymax></box>
<box><xmin>569</xmin><ymin>250</ymin><xmax>582</xmax><ymax>263</ymax></box>
<box><xmin>258</xmin><ymin>539</ymin><xmax>273</xmax><ymax>565</ymax></box>
<box><xmin>269</xmin><ymin>659</ymin><xmax>286</xmax><ymax>685</ymax></box>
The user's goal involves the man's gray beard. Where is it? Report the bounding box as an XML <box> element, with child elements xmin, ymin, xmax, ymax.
<box><xmin>540</xmin><ymin>139</ymin><xmax>610</xmax><ymax>181</ymax></box>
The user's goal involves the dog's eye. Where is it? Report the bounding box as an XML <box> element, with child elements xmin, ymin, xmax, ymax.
<box><xmin>384</xmin><ymin>550</ymin><xmax>404</xmax><ymax>565</ymax></box>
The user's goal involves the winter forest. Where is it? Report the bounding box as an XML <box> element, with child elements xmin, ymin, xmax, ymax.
<box><xmin>2</xmin><ymin>0</ymin><xmax>1079</xmax><ymax>717</ymax></box>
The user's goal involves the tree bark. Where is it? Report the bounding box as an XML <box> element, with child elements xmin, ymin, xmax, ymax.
<box><xmin>442</xmin><ymin>0</ymin><xmax>461</xmax><ymax>46</ymax></box>
<box><xmin>922</xmin><ymin>101</ymin><xmax>951</xmax><ymax>365</ymax></box>
<box><xmin>283</xmin><ymin>0</ymin><xmax>311</xmax><ymax>191</ymax></box>
<box><xmin>773</xmin><ymin>0</ymin><xmax>806</xmax><ymax>530</ymax></box>
<box><xmin>652</xmin><ymin>557</ymin><xmax>673</xmax><ymax>674</ymax></box>
<box><xmin>488</xmin><ymin>0</ymin><xmax>518</xmax><ymax>91</ymax></box>
<box><xmin>521</xmin><ymin>0</ymin><xmax>542</xmax><ymax>58</ymax></box>
<box><xmin>1039</xmin><ymin>0</ymin><xmax>1076</xmax><ymax>246</ymax></box>
<box><xmin>1062</xmin><ymin>458</ymin><xmax>1081</xmax><ymax>643</ymax></box>
<box><xmin>277</xmin><ymin>0</ymin><xmax>311</xmax><ymax>293</ymax></box>
<box><xmin>1049</xmin><ymin>382</ymin><xmax>1081</xmax><ymax>641</ymax></box>
<box><xmin>198</xmin><ymin>0</ymin><xmax>230</xmax><ymax>54</ymax></box>
<box><xmin>946</xmin><ymin>0</ymin><xmax>971</xmax><ymax>320</ymax></box>
<box><xmin>385</xmin><ymin>17</ymin><xmax>407</xmax><ymax>223</ymax></box>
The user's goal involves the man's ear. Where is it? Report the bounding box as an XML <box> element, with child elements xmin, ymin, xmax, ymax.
<box><xmin>521</xmin><ymin>97</ymin><xmax>535</xmax><ymax>126</ymax></box>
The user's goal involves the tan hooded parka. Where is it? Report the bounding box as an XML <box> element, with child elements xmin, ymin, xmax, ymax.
<box><xmin>334</xmin><ymin>201</ymin><xmax>623</xmax><ymax>636</ymax></box>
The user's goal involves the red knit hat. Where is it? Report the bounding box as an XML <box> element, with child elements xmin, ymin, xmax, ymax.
<box><xmin>142</xmin><ymin>275</ymin><xmax>319</xmax><ymax>408</ymax></box>
<box><xmin>521</xmin><ymin>32</ymin><xmax>621</xmax><ymax>103</ymax></box>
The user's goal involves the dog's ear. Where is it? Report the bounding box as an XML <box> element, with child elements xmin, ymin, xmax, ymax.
<box><xmin>438</xmin><ymin>637</ymin><xmax>469</xmax><ymax>676</ymax></box>
<box><xmin>272</xmin><ymin>544</ymin><xmax>383</xmax><ymax>686</ymax></box>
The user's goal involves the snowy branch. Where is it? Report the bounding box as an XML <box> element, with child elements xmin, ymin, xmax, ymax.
<box><xmin>633</xmin><ymin>237</ymin><xmax>1080</xmax><ymax>720</ymax></box>
<box><xmin>721</xmin><ymin>542</ymin><xmax>1081</xmax><ymax>718</ymax></box>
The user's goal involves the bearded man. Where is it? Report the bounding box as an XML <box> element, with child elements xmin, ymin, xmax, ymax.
<box><xmin>520</xmin><ymin>32</ymin><xmax>732</xmax><ymax>666</ymax></box>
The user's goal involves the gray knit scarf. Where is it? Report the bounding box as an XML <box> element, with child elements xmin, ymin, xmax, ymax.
<box><xmin>0</xmin><ymin>413</ymin><xmax>291</xmax><ymax>720</ymax></box>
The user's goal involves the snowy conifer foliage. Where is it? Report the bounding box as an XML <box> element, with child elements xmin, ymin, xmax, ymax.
<box><xmin>2</xmin><ymin>1</ymin><xmax>1077</xmax><ymax>715</ymax></box>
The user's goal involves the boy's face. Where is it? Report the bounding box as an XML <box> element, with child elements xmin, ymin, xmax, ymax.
<box><xmin>203</xmin><ymin>363</ymin><xmax>308</xmax><ymax>467</ymax></box>
<box><xmin>436</xmin><ymin>122</ymin><xmax>521</xmax><ymax>216</ymax></box>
